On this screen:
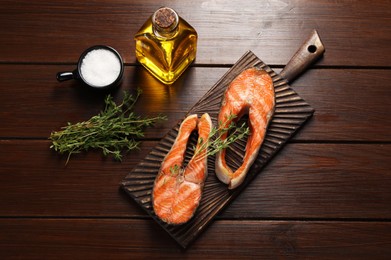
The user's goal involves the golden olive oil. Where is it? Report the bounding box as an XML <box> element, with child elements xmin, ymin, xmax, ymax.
<box><xmin>135</xmin><ymin>7</ymin><xmax>197</xmax><ymax>85</ymax></box>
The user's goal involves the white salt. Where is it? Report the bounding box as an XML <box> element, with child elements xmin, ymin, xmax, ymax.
<box><xmin>80</xmin><ymin>48</ymin><xmax>121</xmax><ymax>87</ymax></box>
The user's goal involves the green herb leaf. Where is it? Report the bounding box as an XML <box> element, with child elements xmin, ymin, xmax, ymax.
<box><xmin>49</xmin><ymin>89</ymin><xmax>167</xmax><ymax>164</ymax></box>
<box><xmin>193</xmin><ymin>114</ymin><xmax>250</xmax><ymax>161</ymax></box>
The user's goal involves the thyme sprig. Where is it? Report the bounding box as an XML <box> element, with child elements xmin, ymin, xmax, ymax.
<box><xmin>194</xmin><ymin>114</ymin><xmax>250</xmax><ymax>160</ymax></box>
<box><xmin>49</xmin><ymin>89</ymin><xmax>166</xmax><ymax>164</ymax></box>
<box><xmin>167</xmin><ymin>115</ymin><xmax>249</xmax><ymax>174</ymax></box>
<box><xmin>165</xmin><ymin>115</ymin><xmax>249</xmax><ymax>176</ymax></box>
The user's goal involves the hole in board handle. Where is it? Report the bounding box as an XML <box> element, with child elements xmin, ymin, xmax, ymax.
<box><xmin>307</xmin><ymin>45</ymin><xmax>317</xmax><ymax>53</ymax></box>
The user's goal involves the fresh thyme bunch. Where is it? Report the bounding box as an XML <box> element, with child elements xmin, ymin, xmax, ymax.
<box><xmin>49</xmin><ymin>89</ymin><xmax>166</xmax><ymax>164</ymax></box>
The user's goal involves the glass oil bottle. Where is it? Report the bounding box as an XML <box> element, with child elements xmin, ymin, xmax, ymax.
<box><xmin>134</xmin><ymin>7</ymin><xmax>198</xmax><ymax>85</ymax></box>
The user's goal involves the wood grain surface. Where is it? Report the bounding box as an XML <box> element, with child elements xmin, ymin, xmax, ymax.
<box><xmin>0</xmin><ymin>0</ymin><xmax>390</xmax><ymax>258</ymax></box>
<box><xmin>1</xmin><ymin>219</ymin><xmax>391</xmax><ymax>259</ymax></box>
<box><xmin>1</xmin><ymin>0</ymin><xmax>390</xmax><ymax>66</ymax></box>
<box><xmin>1</xmin><ymin>66</ymin><xmax>390</xmax><ymax>141</ymax></box>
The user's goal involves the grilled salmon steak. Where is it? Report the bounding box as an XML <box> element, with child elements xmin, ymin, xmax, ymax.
<box><xmin>216</xmin><ymin>67</ymin><xmax>275</xmax><ymax>189</ymax></box>
<box><xmin>153</xmin><ymin>113</ymin><xmax>212</xmax><ymax>225</ymax></box>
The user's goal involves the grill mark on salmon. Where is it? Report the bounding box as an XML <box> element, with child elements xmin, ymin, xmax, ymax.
<box><xmin>215</xmin><ymin>67</ymin><xmax>275</xmax><ymax>189</ymax></box>
<box><xmin>153</xmin><ymin>113</ymin><xmax>212</xmax><ymax>225</ymax></box>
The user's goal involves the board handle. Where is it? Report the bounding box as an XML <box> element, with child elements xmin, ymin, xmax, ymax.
<box><xmin>279</xmin><ymin>29</ymin><xmax>325</xmax><ymax>83</ymax></box>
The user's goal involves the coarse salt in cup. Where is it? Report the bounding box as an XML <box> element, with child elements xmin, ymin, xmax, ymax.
<box><xmin>56</xmin><ymin>45</ymin><xmax>124</xmax><ymax>91</ymax></box>
<box><xmin>80</xmin><ymin>48</ymin><xmax>121</xmax><ymax>87</ymax></box>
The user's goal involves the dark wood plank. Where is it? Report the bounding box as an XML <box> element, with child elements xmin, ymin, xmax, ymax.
<box><xmin>0</xmin><ymin>64</ymin><xmax>226</xmax><ymax>139</ymax></box>
<box><xmin>225</xmin><ymin>142</ymin><xmax>391</xmax><ymax>219</ymax></box>
<box><xmin>1</xmin><ymin>65</ymin><xmax>390</xmax><ymax>141</ymax></box>
<box><xmin>0</xmin><ymin>140</ymin><xmax>389</xmax><ymax>219</ymax></box>
<box><xmin>1</xmin><ymin>219</ymin><xmax>390</xmax><ymax>258</ymax></box>
<box><xmin>284</xmin><ymin>68</ymin><xmax>391</xmax><ymax>141</ymax></box>
<box><xmin>0</xmin><ymin>139</ymin><xmax>151</xmax><ymax>217</ymax></box>
<box><xmin>0</xmin><ymin>0</ymin><xmax>390</xmax><ymax>66</ymax></box>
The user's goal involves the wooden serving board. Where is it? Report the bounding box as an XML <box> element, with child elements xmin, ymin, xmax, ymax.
<box><xmin>121</xmin><ymin>50</ymin><xmax>315</xmax><ymax>248</ymax></box>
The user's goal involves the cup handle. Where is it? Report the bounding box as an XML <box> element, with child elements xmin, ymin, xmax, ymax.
<box><xmin>56</xmin><ymin>70</ymin><xmax>78</xmax><ymax>82</ymax></box>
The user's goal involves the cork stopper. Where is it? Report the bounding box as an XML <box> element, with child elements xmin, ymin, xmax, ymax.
<box><xmin>152</xmin><ymin>7</ymin><xmax>179</xmax><ymax>35</ymax></box>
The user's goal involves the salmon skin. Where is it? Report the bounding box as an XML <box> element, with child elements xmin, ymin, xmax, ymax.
<box><xmin>153</xmin><ymin>113</ymin><xmax>212</xmax><ymax>225</ymax></box>
<box><xmin>216</xmin><ymin>67</ymin><xmax>275</xmax><ymax>189</ymax></box>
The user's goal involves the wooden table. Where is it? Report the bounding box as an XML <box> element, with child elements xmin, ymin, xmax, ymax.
<box><xmin>1</xmin><ymin>0</ymin><xmax>390</xmax><ymax>258</ymax></box>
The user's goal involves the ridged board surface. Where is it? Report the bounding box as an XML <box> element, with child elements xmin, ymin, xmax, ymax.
<box><xmin>121</xmin><ymin>51</ymin><xmax>315</xmax><ymax>248</ymax></box>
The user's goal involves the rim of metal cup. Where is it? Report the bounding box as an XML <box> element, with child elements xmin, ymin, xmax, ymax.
<box><xmin>77</xmin><ymin>45</ymin><xmax>124</xmax><ymax>90</ymax></box>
